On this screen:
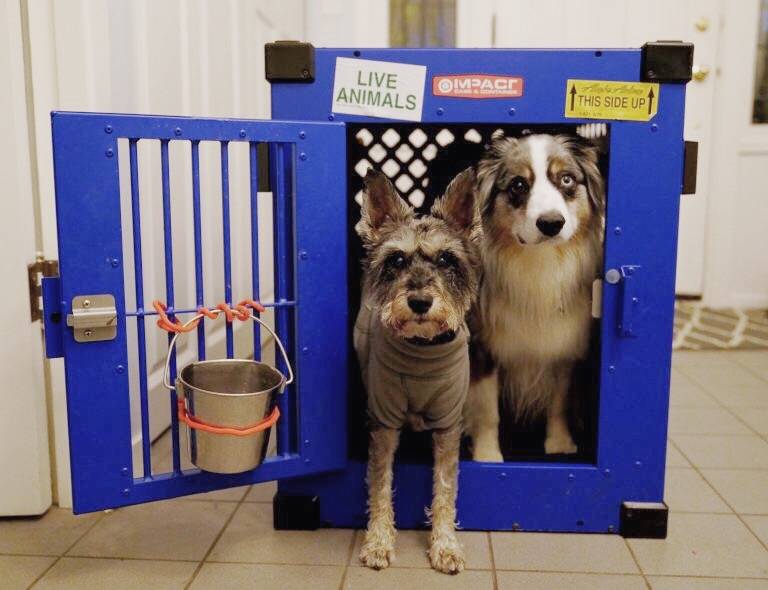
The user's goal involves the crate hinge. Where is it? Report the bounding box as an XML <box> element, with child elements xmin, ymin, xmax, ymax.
<box><xmin>66</xmin><ymin>294</ymin><xmax>117</xmax><ymax>343</ymax></box>
<box><xmin>28</xmin><ymin>255</ymin><xmax>59</xmax><ymax>322</ymax></box>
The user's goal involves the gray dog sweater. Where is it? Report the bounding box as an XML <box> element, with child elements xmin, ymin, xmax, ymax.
<box><xmin>354</xmin><ymin>302</ymin><xmax>469</xmax><ymax>431</ymax></box>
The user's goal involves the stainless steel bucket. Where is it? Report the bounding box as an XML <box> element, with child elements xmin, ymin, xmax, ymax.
<box><xmin>163</xmin><ymin>310</ymin><xmax>293</xmax><ymax>474</ymax></box>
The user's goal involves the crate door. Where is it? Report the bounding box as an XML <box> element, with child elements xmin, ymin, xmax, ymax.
<box><xmin>47</xmin><ymin>112</ymin><xmax>347</xmax><ymax>513</ymax></box>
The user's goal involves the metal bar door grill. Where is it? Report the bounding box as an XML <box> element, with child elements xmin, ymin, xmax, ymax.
<box><xmin>47</xmin><ymin>112</ymin><xmax>347</xmax><ymax>513</ymax></box>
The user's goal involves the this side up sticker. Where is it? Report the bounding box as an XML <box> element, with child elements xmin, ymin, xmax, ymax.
<box><xmin>565</xmin><ymin>79</ymin><xmax>660</xmax><ymax>122</ymax></box>
<box><xmin>332</xmin><ymin>57</ymin><xmax>426</xmax><ymax>122</ymax></box>
<box><xmin>432</xmin><ymin>74</ymin><xmax>524</xmax><ymax>99</ymax></box>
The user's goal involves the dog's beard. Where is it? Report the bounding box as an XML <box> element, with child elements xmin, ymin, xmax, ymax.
<box><xmin>379</xmin><ymin>292</ymin><xmax>460</xmax><ymax>340</ymax></box>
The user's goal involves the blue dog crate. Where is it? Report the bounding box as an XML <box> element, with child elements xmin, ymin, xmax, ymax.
<box><xmin>44</xmin><ymin>43</ymin><xmax>695</xmax><ymax>537</ymax></box>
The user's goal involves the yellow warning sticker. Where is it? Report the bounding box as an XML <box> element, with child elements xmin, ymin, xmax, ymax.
<box><xmin>565</xmin><ymin>79</ymin><xmax>659</xmax><ymax>121</ymax></box>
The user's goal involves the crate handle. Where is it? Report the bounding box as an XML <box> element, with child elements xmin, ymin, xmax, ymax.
<box><xmin>162</xmin><ymin>309</ymin><xmax>294</xmax><ymax>391</ymax></box>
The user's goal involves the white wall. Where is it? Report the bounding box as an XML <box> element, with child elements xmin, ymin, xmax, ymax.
<box><xmin>0</xmin><ymin>0</ymin><xmax>52</xmax><ymax>516</ymax></box>
<box><xmin>24</xmin><ymin>0</ymin><xmax>305</xmax><ymax>504</ymax></box>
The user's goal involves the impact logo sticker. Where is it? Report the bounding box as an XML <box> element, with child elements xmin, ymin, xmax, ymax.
<box><xmin>332</xmin><ymin>57</ymin><xmax>426</xmax><ymax>122</ymax></box>
<box><xmin>432</xmin><ymin>75</ymin><xmax>524</xmax><ymax>99</ymax></box>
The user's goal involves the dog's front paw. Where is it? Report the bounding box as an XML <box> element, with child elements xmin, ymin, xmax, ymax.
<box><xmin>472</xmin><ymin>437</ymin><xmax>504</xmax><ymax>462</ymax></box>
<box><xmin>428</xmin><ymin>535</ymin><xmax>465</xmax><ymax>574</ymax></box>
<box><xmin>544</xmin><ymin>434</ymin><xmax>578</xmax><ymax>455</ymax></box>
<box><xmin>360</xmin><ymin>541</ymin><xmax>395</xmax><ymax>570</ymax></box>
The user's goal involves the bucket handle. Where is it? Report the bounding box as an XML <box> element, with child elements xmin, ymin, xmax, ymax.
<box><xmin>177</xmin><ymin>398</ymin><xmax>280</xmax><ymax>436</ymax></box>
<box><xmin>162</xmin><ymin>309</ymin><xmax>294</xmax><ymax>391</ymax></box>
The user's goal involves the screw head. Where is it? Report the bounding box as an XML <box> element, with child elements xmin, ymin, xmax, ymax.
<box><xmin>122</xmin><ymin>488</ymin><xmax>130</xmax><ymax>496</ymax></box>
<box><xmin>105</xmin><ymin>148</ymin><xmax>114</xmax><ymax>157</ymax></box>
<box><xmin>613</xmin><ymin>226</ymin><xmax>622</xmax><ymax>235</ymax></box>
<box><xmin>116</xmin><ymin>365</ymin><xmax>125</xmax><ymax>374</ymax></box>
<box><xmin>239</xmin><ymin>129</ymin><xmax>246</xmax><ymax>138</ymax></box>
<box><xmin>607</xmin><ymin>525</ymin><xmax>615</xmax><ymax>533</ymax></box>
<box><xmin>436</xmin><ymin>107</ymin><xmax>445</xmax><ymax>116</ymax></box>
<box><xmin>83</xmin><ymin>299</ymin><xmax>91</xmax><ymax>308</ymax></box>
<box><xmin>104</xmin><ymin>125</ymin><xmax>113</xmax><ymax>134</ymax></box>
<box><xmin>512</xmin><ymin>522</ymin><xmax>521</xmax><ymax>531</ymax></box>
<box><xmin>508</xmin><ymin>107</ymin><xmax>516</xmax><ymax>116</ymax></box>
<box><xmin>568</xmin><ymin>473</ymin><xmax>575</xmax><ymax>482</ymax></box>
<box><xmin>299</xmin><ymin>250</ymin><xmax>308</xmax><ymax>260</ymax></box>
<box><xmin>299</xmin><ymin>131</ymin><xmax>307</xmax><ymax>139</ymax></box>
<box><xmin>651</xmin><ymin>123</ymin><xmax>659</xmax><ymax>133</ymax></box>
<box><xmin>605</xmin><ymin>269</ymin><xmax>621</xmax><ymax>284</ymax></box>
<box><xmin>328</xmin><ymin>114</ymin><xmax>335</xmax><ymax>121</ymax></box>
<box><xmin>174</xmin><ymin>127</ymin><xmax>182</xmax><ymax>136</ymax></box>
<box><xmin>84</xmin><ymin>329</ymin><xmax>93</xmax><ymax>337</ymax></box>
<box><xmin>302</xmin><ymin>346</ymin><xmax>309</xmax><ymax>353</ymax></box>
<box><xmin>121</xmin><ymin>467</ymin><xmax>129</xmax><ymax>475</ymax></box>
<box><xmin>608</xmin><ymin>365</ymin><xmax>616</xmax><ymax>373</ymax></box>
<box><xmin>111</xmin><ymin>258</ymin><xmax>120</xmax><ymax>268</ymax></box>
<box><xmin>301</xmin><ymin>68</ymin><xmax>310</xmax><ymax>78</ymax></box>
<box><xmin>299</xmin><ymin>152</ymin><xmax>307</xmax><ymax>161</ymax></box>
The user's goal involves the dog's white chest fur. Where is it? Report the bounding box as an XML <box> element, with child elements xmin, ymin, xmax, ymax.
<box><xmin>481</xmin><ymin>238</ymin><xmax>598</xmax><ymax>418</ymax></box>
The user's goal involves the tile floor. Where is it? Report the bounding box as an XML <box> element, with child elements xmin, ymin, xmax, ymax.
<box><xmin>2</xmin><ymin>350</ymin><xmax>768</xmax><ymax>589</ymax></box>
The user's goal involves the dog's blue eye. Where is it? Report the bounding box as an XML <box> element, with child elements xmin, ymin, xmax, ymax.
<box><xmin>560</xmin><ymin>174</ymin><xmax>575</xmax><ymax>187</ymax></box>
<box><xmin>510</xmin><ymin>176</ymin><xmax>529</xmax><ymax>193</ymax></box>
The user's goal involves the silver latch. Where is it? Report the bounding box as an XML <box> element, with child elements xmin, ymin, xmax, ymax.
<box><xmin>66</xmin><ymin>295</ymin><xmax>118</xmax><ymax>342</ymax></box>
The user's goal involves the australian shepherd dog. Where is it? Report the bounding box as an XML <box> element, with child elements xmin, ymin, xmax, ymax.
<box><xmin>464</xmin><ymin>133</ymin><xmax>605</xmax><ymax>461</ymax></box>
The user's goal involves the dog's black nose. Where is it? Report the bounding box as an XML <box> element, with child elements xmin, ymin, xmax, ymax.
<box><xmin>407</xmin><ymin>296</ymin><xmax>433</xmax><ymax>314</ymax></box>
<box><xmin>536</xmin><ymin>212</ymin><xmax>565</xmax><ymax>237</ymax></box>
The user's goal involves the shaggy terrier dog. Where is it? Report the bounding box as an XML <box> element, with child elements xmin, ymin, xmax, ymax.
<box><xmin>354</xmin><ymin>168</ymin><xmax>479</xmax><ymax>574</ymax></box>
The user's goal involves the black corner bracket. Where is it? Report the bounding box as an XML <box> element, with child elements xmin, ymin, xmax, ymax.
<box><xmin>265</xmin><ymin>41</ymin><xmax>315</xmax><ymax>83</ymax></box>
<box><xmin>620</xmin><ymin>501</ymin><xmax>668</xmax><ymax>539</ymax></box>
<box><xmin>641</xmin><ymin>41</ymin><xmax>694</xmax><ymax>83</ymax></box>
<box><xmin>273</xmin><ymin>492</ymin><xmax>321</xmax><ymax>530</ymax></box>
<box><xmin>683</xmin><ymin>141</ymin><xmax>699</xmax><ymax>195</ymax></box>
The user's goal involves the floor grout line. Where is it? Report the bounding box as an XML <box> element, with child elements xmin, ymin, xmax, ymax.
<box><xmin>337</xmin><ymin>529</ymin><xmax>359</xmax><ymax>590</ymax></box>
<box><xmin>623</xmin><ymin>536</ymin><xmax>651</xmax><ymax>589</ymax></box>
<box><xmin>183</xmin><ymin>489</ymin><xmax>250</xmax><ymax>589</ymax></box>
<box><xmin>26</xmin><ymin>509</ymin><xmax>107</xmax><ymax>589</ymax></box>
<box><xmin>487</xmin><ymin>532</ymin><xmax>499</xmax><ymax>590</ymax></box>
<box><xmin>668</xmin><ymin>438</ymin><xmax>768</xmax><ymax>555</ymax></box>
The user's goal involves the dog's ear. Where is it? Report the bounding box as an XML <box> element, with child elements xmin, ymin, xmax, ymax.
<box><xmin>432</xmin><ymin>167</ymin><xmax>478</xmax><ymax>238</ymax></box>
<box><xmin>556</xmin><ymin>135</ymin><xmax>605</xmax><ymax>213</ymax></box>
<box><xmin>357</xmin><ymin>169</ymin><xmax>413</xmax><ymax>243</ymax></box>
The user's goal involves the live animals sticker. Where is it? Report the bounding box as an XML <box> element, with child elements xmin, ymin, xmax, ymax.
<box><xmin>565</xmin><ymin>79</ymin><xmax>660</xmax><ymax>121</ymax></box>
<box><xmin>332</xmin><ymin>57</ymin><xmax>426</xmax><ymax>122</ymax></box>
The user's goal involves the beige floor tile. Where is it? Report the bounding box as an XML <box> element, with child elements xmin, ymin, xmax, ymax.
<box><xmin>33</xmin><ymin>557</ymin><xmax>197</xmax><ymax>589</ymax></box>
<box><xmin>697</xmin><ymin>385</ymin><xmax>768</xmax><ymax>409</ymax></box>
<box><xmin>68</xmin><ymin>499</ymin><xmax>236</xmax><ymax>561</ymax></box>
<box><xmin>207</xmin><ymin>503</ymin><xmax>353</xmax><ymax>565</ymax></box>
<box><xmin>730</xmin><ymin>407</ymin><xmax>768</xmax><ymax>435</ymax></box>
<box><xmin>730</xmin><ymin>351</ymin><xmax>768</xmax><ymax>380</ymax></box>
<box><xmin>744</xmin><ymin>515</ymin><xmax>768</xmax><ymax>546</ymax></box>
<box><xmin>185</xmin><ymin>486</ymin><xmax>250</xmax><ymax>502</ymax></box>
<box><xmin>649</xmin><ymin>576</ymin><xmax>768</xmax><ymax>589</ymax></box>
<box><xmin>344</xmin><ymin>566</ymin><xmax>494</xmax><ymax>589</ymax></box>
<box><xmin>682</xmin><ymin>364</ymin><xmax>766</xmax><ymax>389</ymax></box>
<box><xmin>350</xmin><ymin>529</ymin><xmax>491</xmax><ymax>569</ymax></box>
<box><xmin>664</xmin><ymin>469</ymin><xmax>731</xmax><ymax>513</ymax></box>
<box><xmin>670</xmin><ymin>435</ymin><xmax>768</xmax><ymax>469</ymax></box>
<box><xmin>673</xmin><ymin>351</ymin><xmax>738</xmax><ymax>368</ymax></box>
<box><xmin>491</xmin><ymin>532</ymin><xmax>638</xmax><ymax>573</ymax></box>
<box><xmin>667</xmin><ymin>443</ymin><xmax>692</xmax><ymax>468</ymax></box>
<box><xmin>497</xmin><ymin>571</ymin><xmax>647</xmax><ymax>590</ymax></box>
<box><xmin>702</xmin><ymin>470</ymin><xmax>768</xmax><ymax>514</ymax></box>
<box><xmin>190</xmin><ymin>563</ymin><xmax>344</xmax><ymax>590</ymax></box>
<box><xmin>0</xmin><ymin>508</ymin><xmax>101</xmax><ymax>556</ymax></box>
<box><xmin>668</xmin><ymin>407</ymin><xmax>752</xmax><ymax>435</ymax></box>
<box><xmin>628</xmin><ymin>513</ymin><xmax>768</xmax><ymax>577</ymax></box>
<box><xmin>0</xmin><ymin>555</ymin><xmax>55</xmax><ymax>590</ymax></box>
<box><xmin>244</xmin><ymin>481</ymin><xmax>277</xmax><ymax>502</ymax></box>
<box><xmin>669</xmin><ymin>371</ymin><xmax>718</xmax><ymax>408</ymax></box>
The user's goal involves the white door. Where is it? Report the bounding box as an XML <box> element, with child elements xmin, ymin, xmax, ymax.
<box><xmin>458</xmin><ymin>0</ymin><xmax>719</xmax><ymax>295</ymax></box>
<box><xmin>0</xmin><ymin>0</ymin><xmax>52</xmax><ymax>516</ymax></box>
